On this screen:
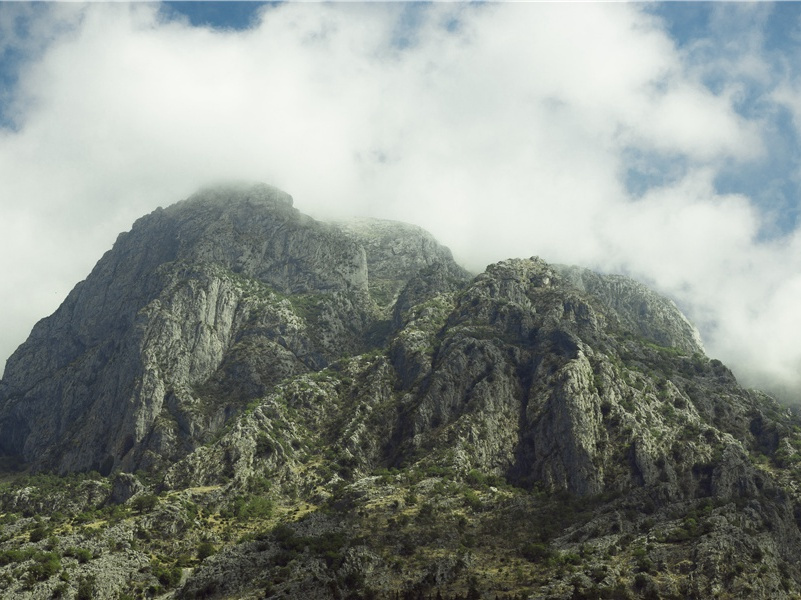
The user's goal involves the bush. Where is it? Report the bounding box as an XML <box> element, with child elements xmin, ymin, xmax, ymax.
<box><xmin>73</xmin><ymin>512</ymin><xmax>95</xmax><ymax>524</ymax></box>
<box><xmin>29</xmin><ymin>525</ymin><xmax>48</xmax><ymax>543</ymax></box>
<box><xmin>466</xmin><ymin>469</ymin><xmax>487</xmax><ymax>487</ymax></box>
<box><xmin>415</xmin><ymin>502</ymin><xmax>436</xmax><ymax>525</ymax></box>
<box><xmin>153</xmin><ymin>563</ymin><xmax>182</xmax><ymax>588</ymax></box>
<box><xmin>463</xmin><ymin>489</ymin><xmax>482</xmax><ymax>511</ymax></box>
<box><xmin>0</xmin><ymin>513</ymin><xmax>19</xmax><ymax>525</ymax></box>
<box><xmin>272</xmin><ymin>523</ymin><xmax>298</xmax><ymax>547</ymax></box>
<box><xmin>65</xmin><ymin>547</ymin><xmax>93</xmax><ymax>564</ymax></box>
<box><xmin>131</xmin><ymin>493</ymin><xmax>158</xmax><ymax>514</ymax></box>
<box><xmin>239</xmin><ymin>496</ymin><xmax>274</xmax><ymax>519</ymax></box>
<box><xmin>197</xmin><ymin>541</ymin><xmax>216</xmax><ymax>560</ymax></box>
<box><xmin>76</xmin><ymin>575</ymin><xmax>97</xmax><ymax>600</ymax></box>
<box><xmin>255</xmin><ymin>434</ymin><xmax>275</xmax><ymax>456</ymax></box>
<box><xmin>558</xmin><ymin>552</ymin><xmax>582</xmax><ymax>566</ymax></box>
<box><xmin>222</xmin><ymin>495</ymin><xmax>274</xmax><ymax>520</ymax></box>
<box><xmin>0</xmin><ymin>549</ymin><xmax>31</xmax><ymax>565</ymax></box>
<box><xmin>520</xmin><ymin>542</ymin><xmax>553</xmax><ymax>563</ymax></box>
<box><xmin>307</xmin><ymin>532</ymin><xmax>346</xmax><ymax>557</ymax></box>
<box><xmin>27</xmin><ymin>552</ymin><xmax>61</xmax><ymax>582</ymax></box>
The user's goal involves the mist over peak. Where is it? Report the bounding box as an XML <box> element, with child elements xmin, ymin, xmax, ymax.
<box><xmin>0</xmin><ymin>2</ymin><xmax>800</xmax><ymax>399</ymax></box>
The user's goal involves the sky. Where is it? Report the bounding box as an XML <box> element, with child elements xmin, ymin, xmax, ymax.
<box><xmin>1</xmin><ymin>2</ymin><xmax>801</xmax><ymax>402</ymax></box>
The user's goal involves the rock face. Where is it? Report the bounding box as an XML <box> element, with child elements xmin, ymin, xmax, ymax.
<box><xmin>555</xmin><ymin>264</ymin><xmax>704</xmax><ymax>354</ymax></box>
<box><xmin>334</xmin><ymin>218</ymin><xmax>471</xmax><ymax>308</ymax></box>
<box><xmin>160</xmin><ymin>254</ymin><xmax>801</xmax><ymax>600</ymax></box>
<box><xmin>0</xmin><ymin>183</ymin><xmax>466</xmax><ymax>475</ymax></box>
<box><xmin>3</xmin><ymin>183</ymin><xmax>801</xmax><ymax>600</ymax></box>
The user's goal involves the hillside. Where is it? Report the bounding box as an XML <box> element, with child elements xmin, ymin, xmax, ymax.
<box><xmin>2</xmin><ymin>183</ymin><xmax>801</xmax><ymax>599</ymax></box>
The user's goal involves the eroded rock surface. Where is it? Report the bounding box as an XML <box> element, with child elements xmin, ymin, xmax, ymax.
<box><xmin>3</xmin><ymin>184</ymin><xmax>801</xmax><ymax>600</ymax></box>
<box><xmin>0</xmin><ymin>184</ymin><xmax>465</xmax><ymax>474</ymax></box>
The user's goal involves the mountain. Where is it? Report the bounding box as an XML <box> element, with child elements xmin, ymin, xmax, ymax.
<box><xmin>0</xmin><ymin>183</ymin><xmax>469</xmax><ymax>476</ymax></box>
<box><xmin>2</xmin><ymin>183</ymin><xmax>801</xmax><ymax>600</ymax></box>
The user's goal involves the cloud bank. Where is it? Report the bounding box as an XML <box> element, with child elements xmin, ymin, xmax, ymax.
<box><xmin>0</xmin><ymin>3</ymin><xmax>799</xmax><ymax>400</ymax></box>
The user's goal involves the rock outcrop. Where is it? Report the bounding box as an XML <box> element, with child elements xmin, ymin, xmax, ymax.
<box><xmin>3</xmin><ymin>183</ymin><xmax>801</xmax><ymax>600</ymax></box>
<box><xmin>0</xmin><ymin>183</ymin><xmax>466</xmax><ymax>475</ymax></box>
<box><xmin>333</xmin><ymin>218</ymin><xmax>471</xmax><ymax>309</ymax></box>
<box><xmin>555</xmin><ymin>264</ymin><xmax>704</xmax><ymax>354</ymax></box>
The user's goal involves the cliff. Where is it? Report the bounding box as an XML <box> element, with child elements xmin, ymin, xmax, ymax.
<box><xmin>0</xmin><ymin>183</ymin><xmax>466</xmax><ymax>475</ymax></box>
<box><xmin>2</xmin><ymin>183</ymin><xmax>801</xmax><ymax>600</ymax></box>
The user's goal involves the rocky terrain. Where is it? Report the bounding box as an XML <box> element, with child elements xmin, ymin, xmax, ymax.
<box><xmin>2</xmin><ymin>183</ymin><xmax>801</xmax><ymax>599</ymax></box>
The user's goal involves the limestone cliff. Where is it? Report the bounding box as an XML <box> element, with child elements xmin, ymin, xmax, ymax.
<box><xmin>333</xmin><ymin>218</ymin><xmax>471</xmax><ymax>309</ymax></box>
<box><xmin>0</xmin><ymin>183</ymin><xmax>465</xmax><ymax>475</ymax></box>
<box><xmin>162</xmin><ymin>256</ymin><xmax>801</xmax><ymax>600</ymax></box>
<box><xmin>3</xmin><ymin>184</ymin><xmax>801</xmax><ymax>600</ymax></box>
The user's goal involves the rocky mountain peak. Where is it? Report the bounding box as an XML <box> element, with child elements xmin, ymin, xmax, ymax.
<box><xmin>3</xmin><ymin>184</ymin><xmax>801</xmax><ymax>600</ymax></box>
<box><xmin>182</xmin><ymin>181</ymin><xmax>295</xmax><ymax>210</ymax></box>
<box><xmin>333</xmin><ymin>217</ymin><xmax>471</xmax><ymax>308</ymax></box>
<box><xmin>555</xmin><ymin>264</ymin><xmax>704</xmax><ymax>355</ymax></box>
<box><xmin>0</xmin><ymin>184</ymin><xmax>465</xmax><ymax>475</ymax></box>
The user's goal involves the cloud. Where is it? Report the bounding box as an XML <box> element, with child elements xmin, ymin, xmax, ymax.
<box><xmin>0</xmin><ymin>2</ymin><xmax>798</xmax><ymax>399</ymax></box>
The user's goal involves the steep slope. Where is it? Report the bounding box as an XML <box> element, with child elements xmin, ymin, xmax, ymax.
<box><xmin>3</xmin><ymin>185</ymin><xmax>801</xmax><ymax>600</ymax></box>
<box><xmin>554</xmin><ymin>264</ymin><xmax>704</xmax><ymax>355</ymax></box>
<box><xmin>162</xmin><ymin>257</ymin><xmax>784</xmax><ymax>501</ymax></box>
<box><xmin>333</xmin><ymin>218</ymin><xmax>471</xmax><ymax>309</ymax></box>
<box><xmin>160</xmin><ymin>258</ymin><xmax>801</xmax><ymax>599</ymax></box>
<box><xmin>0</xmin><ymin>183</ymin><xmax>467</xmax><ymax>475</ymax></box>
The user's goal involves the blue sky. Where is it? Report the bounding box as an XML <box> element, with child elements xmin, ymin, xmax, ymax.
<box><xmin>653</xmin><ymin>2</ymin><xmax>801</xmax><ymax>238</ymax></box>
<box><xmin>161</xmin><ymin>1</ymin><xmax>268</xmax><ymax>30</ymax></box>
<box><xmin>1</xmin><ymin>2</ymin><xmax>800</xmax><ymax>400</ymax></box>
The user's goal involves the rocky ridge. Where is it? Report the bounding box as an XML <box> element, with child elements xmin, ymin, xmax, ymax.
<box><xmin>1</xmin><ymin>184</ymin><xmax>801</xmax><ymax>599</ymax></box>
<box><xmin>0</xmin><ymin>183</ymin><xmax>467</xmax><ymax>476</ymax></box>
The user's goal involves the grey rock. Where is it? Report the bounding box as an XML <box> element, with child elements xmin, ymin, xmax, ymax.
<box><xmin>5</xmin><ymin>184</ymin><xmax>801</xmax><ymax>600</ymax></box>
<box><xmin>333</xmin><ymin>217</ymin><xmax>470</xmax><ymax>309</ymax></box>
<box><xmin>110</xmin><ymin>472</ymin><xmax>144</xmax><ymax>504</ymax></box>
<box><xmin>555</xmin><ymin>264</ymin><xmax>705</xmax><ymax>354</ymax></box>
<box><xmin>0</xmin><ymin>184</ymin><xmax>462</xmax><ymax>475</ymax></box>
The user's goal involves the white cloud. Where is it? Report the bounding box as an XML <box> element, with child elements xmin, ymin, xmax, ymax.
<box><xmin>0</xmin><ymin>2</ymin><xmax>798</xmax><ymax>399</ymax></box>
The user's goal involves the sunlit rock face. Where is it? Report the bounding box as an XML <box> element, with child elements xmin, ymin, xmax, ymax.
<box><xmin>0</xmin><ymin>183</ymin><xmax>466</xmax><ymax>474</ymax></box>
<box><xmin>5</xmin><ymin>183</ymin><xmax>801</xmax><ymax>600</ymax></box>
<box><xmin>0</xmin><ymin>181</ymin><xmax>746</xmax><ymax>487</ymax></box>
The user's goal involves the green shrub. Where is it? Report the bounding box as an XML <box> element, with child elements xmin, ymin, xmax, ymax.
<box><xmin>255</xmin><ymin>434</ymin><xmax>275</xmax><ymax>456</ymax></box>
<box><xmin>27</xmin><ymin>552</ymin><xmax>61</xmax><ymax>582</ymax></box>
<box><xmin>0</xmin><ymin>513</ymin><xmax>19</xmax><ymax>525</ymax></box>
<box><xmin>423</xmin><ymin>464</ymin><xmax>454</xmax><ymax>479</ymax></box>
<box><xmin>240</xmin><ymin>496</ymin><xmax>274</xmax><ymax>519</ymax></box>
<box><xmin>73</xmin><ymin>511</ymin><xmax>95</xmax><ymax>524</ymax></box>
<box><xmin>308</xmin><ymin>532</ymin><xmax>346</xmax><ymax>568</ymax></box>
<box><xmin>0</xmin><ymin>549</ymin><xmax>30</xmax><ymax>565</ymax></box>
<box><xmin>558</xmin><ymin>552</ymin><xmax>582</xmax><ymax>566</ymax></box>
<box><xmin>415</xmin><ymin>502</ymin><xmax>436</xmax><ymax>525</ymax></box>
<box><xmin>197</xmin><ymin>541</ymin><xmax>216</xmax><ymax>560</ymax></box>
<box><xmin>520</xmin><ymin>542</ymin><xmax>553</xmax><ymax>563</ymax></box>
<box><xmin>465</xmin><ymin>469</ymin><xmax>486</xmax><ymax>487</ymax></box>
<box><xmin>223</xmin><ymin>495</ymin><xmax>274</xmax><ymax>520</ymax></box>
<box><xmin>28</xmin><ymin>525</ymin><xmax>48</xmax><ymax>543</ymax></box>
<box><xmin>153</xmin><ymin>562</ymin><xmax>182</xmax><ymax>588</ymax></box>
<box><xmin>272</xmin><ymin>523</ymin><xmax>298</xmax><ymax>547</ymax></box>
<box><xmin>131</xmin><ymin>493</ymin><xmax>159</xmax><ymax>514</ymax></box>
<box><xmin>463</xmin><ymin>489</ymin><xmax>482</xmax><ymax>510</ymax></box>
<box><xmin>65</xmin><ymin>547</ymin><xmax>93</xmax><ymax>564</ymax></box>
<box><xmin>76</xmin><ymin>575</ymin><xmax>97</xmax><ymax>600</ymax></box>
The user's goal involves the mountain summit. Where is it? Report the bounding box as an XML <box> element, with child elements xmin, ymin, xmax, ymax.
<box><xmin>0</xmin><ymin>183</ymin><xmax>468</xmax><ymax>475</ymax></box>
<box><xmin>2</xmin><ymin>184</ymin><xmax>801</xmax><ymax>599</ymax></box>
